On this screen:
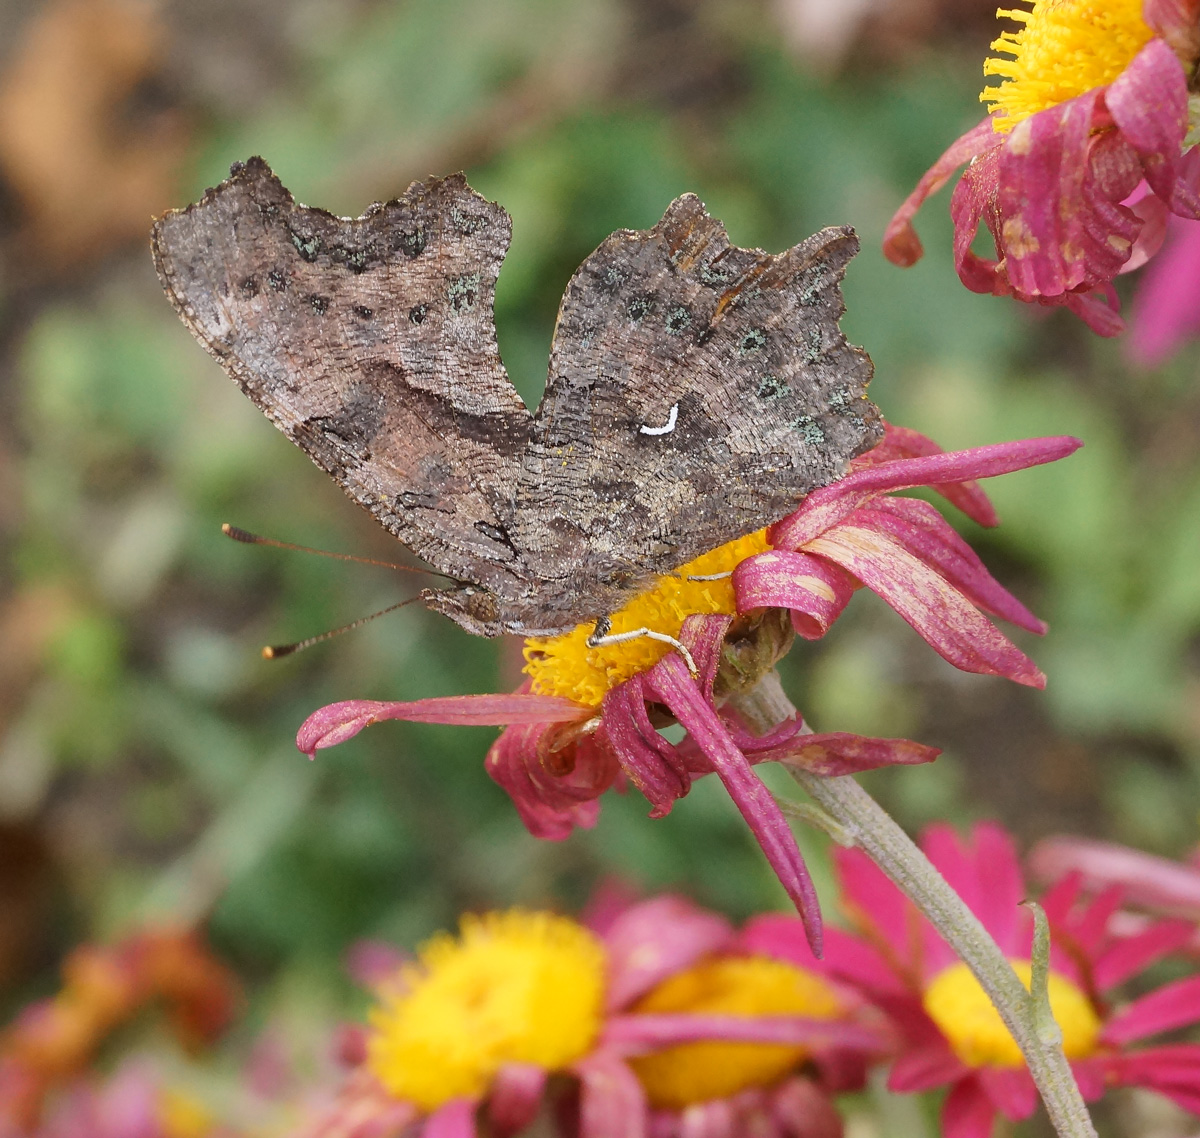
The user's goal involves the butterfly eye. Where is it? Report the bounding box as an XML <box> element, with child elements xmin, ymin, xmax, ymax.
<box><xmin>665</xmin><ymin>307</ymin><xmax>692</xmax><ymax>334</ymax></box>
<box><xmin>739</xmin><ymin>328</ymin><xmax>767</xmax><ymax>355</ymax></box>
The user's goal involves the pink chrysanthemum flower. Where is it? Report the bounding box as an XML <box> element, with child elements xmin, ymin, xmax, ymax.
<box><xmin>884</xmin><ymin>0</ymin><xmax>1200</xmax><ymax>335</ymax></box>
<box><xmin>828</xmin><ymin>822</ymin><xmax>1200</xmax><ymax>1137</ymax></box>
<box><xmin>297</xmin><ymin>894</ymin><xmax>890</xmax><ymax>1138</ymax></box>
<box><xmin>299</xmin><ymin>425</ymin><xmax>1077</xmax><ymax>952</ymax></box>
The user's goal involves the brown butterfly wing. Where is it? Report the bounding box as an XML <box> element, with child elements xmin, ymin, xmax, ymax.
<box><xmin>152</xmin><ymin>158</ymin><xmax>534</xmax><ymax>615</ymax></box>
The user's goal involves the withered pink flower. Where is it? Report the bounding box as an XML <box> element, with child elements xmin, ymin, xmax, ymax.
<box><xmin>299</xmin><ymin>425</ymin><xmax>1077</xmax><ymax>952</ymax></box>
<box><xmin>297</xmin><ymin>895</ymin><xmax>890</xmax><ymax>1138</ymax></box>
<box><xmin>828</xmin><ymin>823</ymin><xmax>1200</xmax><ymax>1137</ymax></box>
<box><xmin>884</xmin><ymin>0</ymin><xmax>1200</xmax><ymax>335</ymax></box>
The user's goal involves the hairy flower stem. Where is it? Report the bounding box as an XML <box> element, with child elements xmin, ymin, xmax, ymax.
<box><xmin>729</xmin><ymin>671</ymin><xmax>1098</xmax><ymax>1138</ymax></box>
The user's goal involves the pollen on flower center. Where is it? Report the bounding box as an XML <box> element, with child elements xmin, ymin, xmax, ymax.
<box><xmin>981</xmin><ymin>0</ymin><xmax>1154</xmax><ymax>131</ymax></box>
<box><xmin>923</xmin><ymin>960</ymin><xmax>1100</xmax><ymax>1068</ymax></box>
<box><xmin>627</xmin><ymin>956</ymin><xmax>845</xmax><ymax>1110</ymax></box>
<box><xmin>522</xmin><ymin>531</ymin><xmax>771</xmax><ymax>707</ymax></box>
<box><xmin>366</xmin><ymin>910</ymin><xmax>607</xmax><ymax>1111</ymax></box>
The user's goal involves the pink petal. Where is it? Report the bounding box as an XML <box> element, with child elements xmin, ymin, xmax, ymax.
<box><xmin>950</xmin><ymin>143</ymin><xmax>1010</xmax><ymax>295</ymax></box>
<box><xmin>1128</xmin><ymin>214</ymin><xmax>1200</xmax><ymax>365</ymax></box>
<box><xmin>297</xmin><ymin>694</ymin><xmax>589</xmax><ymax>754</ymax></box>
<box><xmin>978</xmin><ymin>1067</ymin><xmax>1038</xmax><ymax>1121</ymax></box>
<box><xmin>602</xmin><ymin>1013</ymin><xmax>889</xmax><ymax>1054</ymax></box>
<box><xmin>1102</xmin><ymin>975</ymin><xmax>1200</xmax><ymax>1045</ymax></box>
<box><xmin>487</xmin><ymin>1064</ymin><xmax>547</xmax><ymax>1138</ymax></box>
<box><xmin>1121</xmin><ymin>187</ymin><xmax>1170</xmax><ymax>273</ymax></box>
<box><xmin>732</xmin><ymin>551</ymin><xmax>857</xmax><ymax>639</ymax></box>
<box><xmin>972</xmin><ymin>823</ymin><xmax>1027</xmax><ymax>955</ymax></box>
<box><xmin>770</xmin><ymin>1077</ymin><xmax>845</xmax><ymax>1138</ymax></box>
<box><xmin>1063</xmin><ymin>884</ymin><xmax>1126</xmax><ymax>954</ymax></box>
<box><xmin>1063</xmin><ymin>286</ymin><xmax>1127</xmax><ymax>335</ymax></box>
<box><xmin>832</xmin><ymin>848</ymin><xmax>913</xmax><ymax>965</ymax></box>
<box><xmin>856</xmin><ymin>497</ymin><xmax>1045</xmax><ymax>633</ymax></box>
<box><xmin>753</xmin><ymin>731</ymin><xmax>940</xmax><ymax>777</ymax></box>
<box><xmin>738</xmin><ymin>913</ymin><xmax>821</xmax><ymax>969</ymax></box>
<box><xmin>1070</xmin><ymin>1058</ymin><xmax>1108</xmax><ymax>1101</ymax></box>
<box><xmin>1106</xmin><ymin>39</ymin><xmax>1196</xmax><ymax>214</ymax></box>
<box><xmin>1093</xmin><ymin>918</ymin><xmax>1195</xmax><ymax>990</ymax></box>
<box><xmin>995</xmin><ymin>93</ymin><xmax>1112</xmax><ymax>298</ymax></box>
<box><xmin>803</xmin><ymin>526</ymin><xmax>1045</xmax><ymax>687</ymax></box>
<box><xmin>602</xmin><ymin>677</ymin><xmax>691</xmax><ymax>816</ymax></box>
<box><xmin>575</xmin><ymin>1052</ymin><xmax>647</xmax><ymax>1138</ymax></box>
<box><xmin>770</xmin><ymin>437</ymin><xmax>1083</xmax><ymax>550</ymax></box>
<box><xmin>1029</xmin><ymin>835</ymin><xmax>1200</xmax><ymax>916</ymax></box>
<box><xmin>941</xmin><ymin>1079</ymin><xmax>997</xmax><ymax>1138</ymax></box>
<box><xmin>645</xmin><ymin>655</ymin><xmax>823</xmax><ymax>955</ymax></box>
<box><xmin>883</xmin><ymin>117</ymin><xmax>998</xmax><ymax>267</ymax></box>
<box><xmin>423</xmin><ymin>1098</ymin><xmax>478</xmax><ymax>1138</ymax></box>
<box><xmin>1109</xmin><ymin>1042</ymin><xmax>1200</xmax><ymax>1086</ymax></box>
<box><xmin>853</xmin><ymin>424</ymin><xmax>998</xmax><ymax>527</ymax></box>
<box><xmin>603</xmin><ymin>896</ymin><xmax>735</xmax><ymax>1011</ymax></box>
<box><xmin>888</xmin><ymin>1045</ymin><xmax>967</xmax><ymax>1093</ymax></box>
<box><xmin>484</xmin><ymin>722</ymin><xmax>606</xmax><ymax>841</ymax></box>
<box><xmin>1144</xmin><ymin>0</ymin><xmax>1200</xmax><ymax>57</ymax></box>
<box><xmin>821</xmin><ymin>927</ymin><xmax>920</xmax><ymax>1003</ymax></box>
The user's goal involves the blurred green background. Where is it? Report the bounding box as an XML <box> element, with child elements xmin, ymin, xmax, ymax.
<box><xmin>2</xmin><ymin>0</ymin><xmax>1200</xmax><ymax>1085</ymax></box>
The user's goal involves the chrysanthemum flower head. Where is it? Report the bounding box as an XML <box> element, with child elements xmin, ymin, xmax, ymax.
<box><xmin>299</xmin><ymin>894</ymin><xmax>891</xmax><ymax>1138</ymax></box>
<box><xmin>828</xmin><ymin>822</ymin><xmax>1200</xmax><ymax>1136</ymax></box>
<box><xmin>298</xmin><ymin>425</ymin><xmax>1078</xmax><ymax>954</ymax></box>
<box><xmin>884</xmin><ymin>0</ymin><xmax>1200</xmax><ymax>335</ymax></box>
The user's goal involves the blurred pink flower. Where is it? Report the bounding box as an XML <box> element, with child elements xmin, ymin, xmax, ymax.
<box><xmin>298</xmin><ymin>896</ymin><xmax>891</xmax><ymax>1138</ymax></box>
<box><xmin>828</xmin><ymin>823</ymin><xmax>1200</xmax><ymax>1137</ymax></box>
<box><xmin>884</xmin><ymin>1</ymin><xmax>1200</xmax><ymax>335</ymax></box>
<box><xmin>1128</xmin><ymin>212</ymin><xmax>1200</xmax><ymax>364</ymax></box>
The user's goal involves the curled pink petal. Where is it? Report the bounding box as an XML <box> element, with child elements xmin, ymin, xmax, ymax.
<box><xmin>602</xmin><ymin>1013</ymin><xmax>889</xmax><ymax>1054</ymax></box>
<box><xmin>603</xmin><ymin>896</ymin><xmax>735</xmax><ymax>1011</ymax></box>
<box><xmin>733</xmin><ymin>551</ymin><xmax>857</xmax><ymax>638</ymax></box>
<box><xmin>854</xmin><ymin>424</ymin><xmax>998</xmax><ymax>526</ymax></box>
<box><xmin>804</xmin><ymin>526</ymin><xmax>1045</xmax><ymax>687</ymax></box>
<box><xmin>602</xmin><ymin>678</ymin><xmax>691</xmax><ymax>816</ymax></box>
<box><xmin>1121</xmin><ymin>189</ymin><xmax>1170</xmax><ymax>273</ymax></box>
<box><xmin>487</xmin><ymin>1063</ymin><xmax>547</xmax><ymax>1138</ymax></box>
<box><xmin>574</xmin><ymin>1052</ymin><xmax>647</xmax><ymax>1138</ymax></box>
<box><xmin>750</xmin><ymin>731</ymin><xmax>940</xmax><ymax>777</ymax></box>
<box><xmin>856</xmin><ymin>497</ymin><xmax>1045</xmax><ymax>633</ymax></box>
<box><xmin>883</xmin><ymin>117</ymin><xmax>997</xmax><ymax>266</ymax></box>
<box><xmin>1062</xmin><ymin>286</ymin><xmax>1126</xmax><ymax>335</ymax></box>
<box><xmin>770</xmin><ymin>437</ymin><xmax>1082</xmax><ymax>550</ymax></box>
<box><xmin>298</xmin><ymin>694</ymin><xmax>590</xmax><ymax>755</ymax></box>
<box><xmin>645</xmin><ymin>654</ymin><xmax>823</xmax><ymax>955</ymax></box>
<box><xmin>1144</xmin><ymin>0</ymin><xmax>1200</xmax><ymax>56</ymax></box>
<box><xmin>1101</xmin><ymin>974</ymin><xmax>1200</xmax><ymax>1045</ymax></box>
<box><xmin>1106</xmin><ymin>39</ymin><xmax>1194</xmax><ymax>213</ymax></box>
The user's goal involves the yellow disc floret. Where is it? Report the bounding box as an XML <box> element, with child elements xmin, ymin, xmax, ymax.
<box><xmin>982</xmin><ymin>0</ymin><xmax>1154</xmax><ymax>131</ymax></box>
<box><xmin>523</xmin><ymin>530</ymin><xmax>771</xmax><ymax>707</ymax></box>
<box><xmin>367</xmin><ymin>910</ymin><xmax>607</xmax><ymax>1111</ymax></box>
<box><xmin>923</xmin><ymin>960</ymin><xmax>1101</xmax><ymax>1068</ymax></box>
<box><xmin>627</xmin><ymin>956</ymin><xmax>845</xmax><ymax>1110</ymax></box>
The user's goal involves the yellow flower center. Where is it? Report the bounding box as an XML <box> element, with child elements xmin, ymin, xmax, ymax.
<box><xmin>981</xmin><ymin>0</ymin><xmax>1154</xmax><ymax>131</ymax></box>
<box><xmin>158</xmin><ymin>1089</ymin><xmax>214</xmax><ymax>1138</ymax></box>
<box><xmin>923</xmin><ymin>960</ymin><xmax>1101</xmax><ymax>1068</ymax></box>
<box><xmin>367</xmin><ymin>910</ymin><xmax>607</xmax><ymax>1111</ymax></box>
<box><xmin>627</xmin><ymin>956</ymin><xmax>845</xmax><ymax>1110</ymax></box>
<box><xmin>523</xmin><ymin>531</ymin><xmax>770</xmax><ymax>707</ymax></box>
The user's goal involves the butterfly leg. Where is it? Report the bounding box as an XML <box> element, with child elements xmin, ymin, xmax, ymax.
<box><xmin>585</xmin><ymin>616</ymin><xmax>699</xmax><ymax>677</ymax></box>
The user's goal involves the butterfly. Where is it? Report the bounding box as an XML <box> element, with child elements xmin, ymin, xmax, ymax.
<box><xmin>152</xmin><ymin>158</ymin><xmax>880</xmax><ymax>637</ymax></box>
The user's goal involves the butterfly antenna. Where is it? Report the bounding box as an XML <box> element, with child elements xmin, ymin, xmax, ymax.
<box><xmin>262</xmin><ymin>597</ymin><xmax>420</xmax><ymax>659</ymax></box>
<box><xmin>222</xmin><ymin>522</ymin><xmax>454</xmax><ymax>576</ymax></box>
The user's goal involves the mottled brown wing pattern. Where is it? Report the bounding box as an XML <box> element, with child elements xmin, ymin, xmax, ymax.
<box><xmin>152</xmin><ymin>159</ymin><xmax>881</xmax><ymax>638</ymax></box>
<box><xmin>508</xmin><ymin>195</ymin><xmax>881</xmax><ymax>621</ymax></box>
<box><xmin>151</xmin><ymin>158</ymin><xmax>533</xmax><ymax>602</ymax></box>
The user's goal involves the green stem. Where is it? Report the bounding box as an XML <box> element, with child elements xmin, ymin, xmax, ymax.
<box><xmin>731</xmin><ymin>672</ymin><xmax>1098</xmax><ymax>1138</ymax></box>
